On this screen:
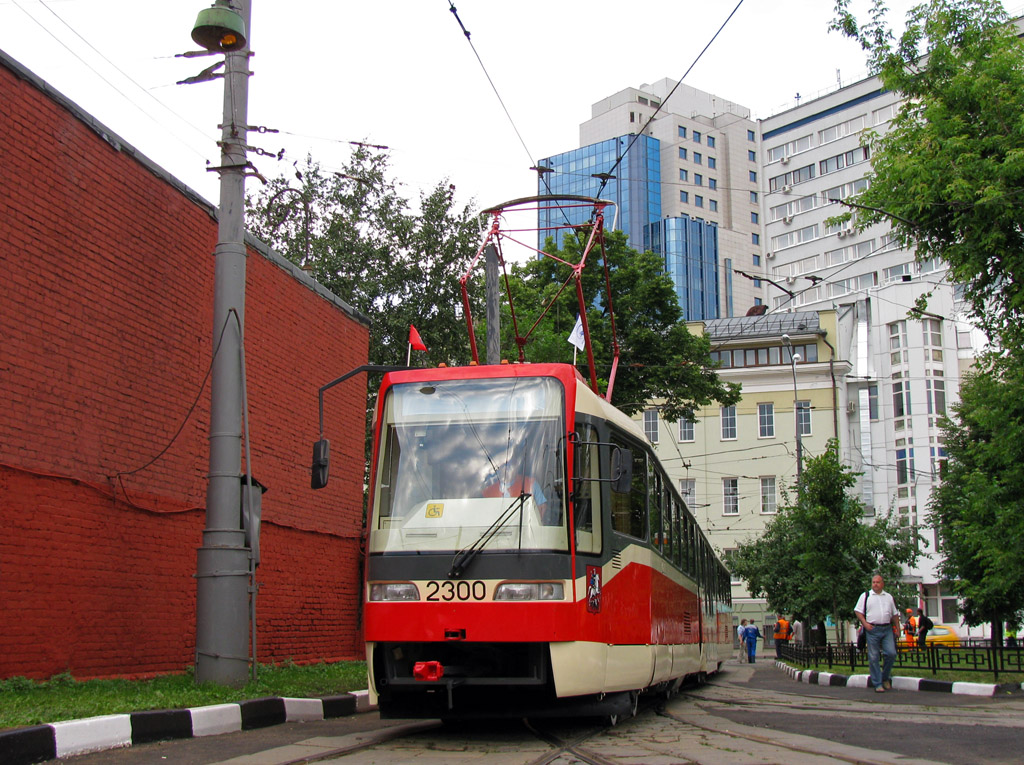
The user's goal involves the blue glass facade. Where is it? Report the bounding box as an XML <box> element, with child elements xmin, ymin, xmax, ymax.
<box><xmin>538</xmin><ymin>134</ymin><xmax>719</xmax><ymax>321</ymax></box>
<box><xmin>537</xmin><ymin>135</ymin><xmax>661</xmax><ymax>251</ymax></box>
<box><xmin>644</xmin><ymin>215</ymin><xmax>720</xmax><ymax>322</ymax></box>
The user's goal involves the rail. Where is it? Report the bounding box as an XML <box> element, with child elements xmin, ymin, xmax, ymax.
<box><xmin>780</xmin><ymin>642</ymin><xmax>1024</xmax><ymax>680</ymax></box>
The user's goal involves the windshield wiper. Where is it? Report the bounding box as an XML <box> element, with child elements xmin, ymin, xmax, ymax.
<box><xmin>448</xmin><ymin>493</ymin><xmax>529</xmax><ymax>579</ymax></box>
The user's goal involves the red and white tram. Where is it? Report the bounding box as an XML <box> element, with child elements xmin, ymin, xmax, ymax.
<box><xmin>361</xmin><ymin>361</ymin><xmax>731</xmax><ymax>719</ymax></box>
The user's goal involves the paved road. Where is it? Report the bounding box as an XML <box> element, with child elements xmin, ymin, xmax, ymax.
<box><xmin>65</xmin><ymin>659</ymin><xmax>1024</xmax><ymax>764</ymax></box>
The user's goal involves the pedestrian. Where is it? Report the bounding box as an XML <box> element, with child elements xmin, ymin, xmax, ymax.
<box><xmin>743</xmin><ymin>621</ymin><xmax>763</xmax><ymax>663</ymax></box>
<box><xmin>1006</xmin><ymin>623</ymin><xmax>1017</xmax><ymax>649</ymax></box>
<box><xmin>773</xmin><ymin>615</ymin><xmax>793</xmax><ymax>658</ymax></box>
<box><xmin>916</xmin><ymin>608</ymin><xmax>933</xmax><ymax>649</ymax></box>
<box><xmin>736</xmin><ymin>619</ymin><xmax>748</xmax><ymax>661</ymax></box>
<box><xmin>792</xmin><ymin>618</ymin><xmax>804</xmax><ymax>646</ymax></box>
<box><xmin>854</xmin><ymin>574</ymin><xmax>900</xmax><ymax>693</ymax></box>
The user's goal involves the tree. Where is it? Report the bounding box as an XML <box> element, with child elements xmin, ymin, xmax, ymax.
<box><xmin>929</xmin><ymin>356</ymin><xmax>1024</xmax><ymax>639</ymax></box>
<box><xmin>831</xmin><ymin>0</ymin><xmax>1024</xmax><ymax>352</ymax></box>
<box><xmin>501</xmin><ymin>230</ymin><xmax>741</xmax><ymax>421</ymax></box>
<box><xmin>246</xmin><ymin>148</ymin><xmax>482</xmax><ymax>367</ymax></box>
<box><xmin>730</xmin><ymin>441</ymin><xmax>920</xmax><ymax>642</ymax></box>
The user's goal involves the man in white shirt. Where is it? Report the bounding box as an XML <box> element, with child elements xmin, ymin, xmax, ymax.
<box><xmin>854</xmin><ymin>574</ymin><xmax>900</xmax><ymax>693</ymax></box>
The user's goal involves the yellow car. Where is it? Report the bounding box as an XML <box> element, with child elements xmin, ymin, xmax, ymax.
<box><xmin>898</xmin><ymin>623</ymin><xmax>961</xmax><ymax>649</ymax></box>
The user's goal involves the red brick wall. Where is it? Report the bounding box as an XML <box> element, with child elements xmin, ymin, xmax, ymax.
<box><xmin>0</xmin><ymin>54</ymin><xmax>370</xmax><ymax>679</ymax></box>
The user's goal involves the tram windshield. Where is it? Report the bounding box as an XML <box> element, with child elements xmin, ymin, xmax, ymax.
<box><xmin>369</xmin><ymin>376</ymin><xmax>567</xmax><ymax>554</ymax></box>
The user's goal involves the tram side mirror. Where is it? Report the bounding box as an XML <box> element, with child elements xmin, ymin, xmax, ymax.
<box><xmin>311</xmin><ymin>438</ymin><xmax>330</xmax><ymax>489</ymax></box>
<box><xmin>610</xmin><ymin>447</ymin><xmax>633</xmax><ymax>493</ymax></box>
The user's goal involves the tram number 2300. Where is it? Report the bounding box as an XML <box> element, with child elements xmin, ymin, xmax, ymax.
<box><xmin>425</xmin><ymin>580</ymin><xmax>487</xmax><ymax>601</ymax></box>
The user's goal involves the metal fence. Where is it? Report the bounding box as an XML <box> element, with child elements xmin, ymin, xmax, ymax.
<box><xmin>780</xmin><ymin>642</ymin><xmax>1024</xmax><ymax>680</ymax></box>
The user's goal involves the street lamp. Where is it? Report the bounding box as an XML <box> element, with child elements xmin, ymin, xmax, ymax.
<box><xmin>782</xmin><ymin>334</ymin><xmax>804</xmax><ymax>488</ymax></box>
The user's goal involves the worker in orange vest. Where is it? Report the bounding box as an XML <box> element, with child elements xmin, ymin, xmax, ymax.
<box><xmin>903</xmin><ymin>608</ymin><xmax>917</xmax><ymax>644</ymax></box>
<box><xmin>774</xmin><ymin>615</ymin><xmax>793</xmax><ymax>658</ymax></box>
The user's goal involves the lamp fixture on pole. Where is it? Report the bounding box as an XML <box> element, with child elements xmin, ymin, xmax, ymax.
<box><xmin>782</xmin><ymin>334</ymin><xmax>804</xmax><ymax>489</ymax></box>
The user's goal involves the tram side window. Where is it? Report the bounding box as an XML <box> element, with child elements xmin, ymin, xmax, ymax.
<box><xmin>375</xmin><ymin>426</ymin><xmax>400</xmax><ymax>522</ymax></box>
<box><xmin>574</xmin><ymin>424</ymin><xmax>603</xmax><ymax>554</ymax></box>
<box><xmin>649</xmin><ymin>462</ymin><xmax>664</xmax><ymax>555</ymax></box>
<box><xmin>610</xmin><ymin>438</ymin><xmax>647</xmax><ymax>539</ymax></box>
<box><xmin>670</xmin><ymin>498</ymin><xmax>681</xmax><ymax>568</ymax></box>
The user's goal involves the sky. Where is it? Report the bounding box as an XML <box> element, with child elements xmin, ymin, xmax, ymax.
<box><xmin>0</xmin><ymin>0</ymin><xmax>987</xmax><ymax>216</ymax></box>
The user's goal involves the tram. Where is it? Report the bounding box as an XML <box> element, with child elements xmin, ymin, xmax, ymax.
<box><xmin>314</xmin><ymin>196</ymin><xmax>731</xmax><ymax>720</ymax></box>
<box><xmin>359</xmin><ymin>362</ymin><xmax>732</xmax><ymax>720</ymax></box>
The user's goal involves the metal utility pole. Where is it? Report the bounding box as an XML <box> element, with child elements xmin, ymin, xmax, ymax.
<box><xmin>485</xmin><ymin>243</ymin><xmax>500</xmax><ymax>364</ymax></box>
<box><xmin>195</xmin><ymin>0</ymin><xmax>252</xmax><ymax>687</ymax></box>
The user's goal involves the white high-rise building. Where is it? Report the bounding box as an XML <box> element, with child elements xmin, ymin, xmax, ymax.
<box><xmin>759</xmin><ymin>76</ymin><xmax>979</xmax><ymax>628</ymax></box>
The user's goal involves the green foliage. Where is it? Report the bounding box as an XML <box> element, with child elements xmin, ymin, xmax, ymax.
<box><xmin>731</xmin><ymin>441</ymin><xmax>920</xmax><ymax>638</ymax></box>
<box><xmin>930</xmin><ymin>356</ymin><xmax>1024</xmax><ymax>629</ymax></box>
<box><xmin>832</xmin><ymin>0</ymin><xmax>1024</xmax><ymax>353</ymax></box>
<box><xmin>502</xmin><ymin>230</ymin><xmax>740</xmax><ymax>420</ymax></box>
<box><xmin>246</xmin><ymin>148</ymin><xmax>483</xmax><ymax>367</ymax></box>
<box><xmin>0</xmin><ymin>662</ymin><xmax>367</xmax><ymax>729</ymax></box>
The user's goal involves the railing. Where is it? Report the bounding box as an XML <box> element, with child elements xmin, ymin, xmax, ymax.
<box><xmin>781</xmin><ymin>642</ymin><xmax>1024</xmax><ymax>681</ymax></box>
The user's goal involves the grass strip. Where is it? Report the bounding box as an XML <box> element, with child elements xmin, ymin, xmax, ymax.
<box><xmin>0</xmin><ymin>661</ymin><xmax>367</xmax><ymax>730</ymax></box>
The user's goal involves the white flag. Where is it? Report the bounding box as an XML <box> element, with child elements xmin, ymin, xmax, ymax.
<box><xmin>567</xmin><ymin>314</ymin><xmax>586</xmax><ymax>351</ymax></box>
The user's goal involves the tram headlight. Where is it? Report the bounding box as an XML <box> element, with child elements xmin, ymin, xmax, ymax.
<box><xmin>493</xmin><ymin>582</ymin><xmax>564</xmax><ymax>601</ymax></box>
<box><xmin>369</xmin><ymin>582</ymin><xmax>420</xmax><ymax>601</ymax></box>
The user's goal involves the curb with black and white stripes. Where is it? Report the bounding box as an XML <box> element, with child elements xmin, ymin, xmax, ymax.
<box><xmin>776</xmin><ymin>660</ymin><xmax>1024</xmax><ymax>696</ymax></box>
<box><xmin>0</xmin><ymin>690</ymin><xmax>374</xmax><ymax>765</ymax></box>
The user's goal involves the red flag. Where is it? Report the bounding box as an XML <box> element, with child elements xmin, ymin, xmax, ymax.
<box><xmin>409</xmin><ymin>325</ymin><xmax>427</xmax><ymax>352</ymax></box>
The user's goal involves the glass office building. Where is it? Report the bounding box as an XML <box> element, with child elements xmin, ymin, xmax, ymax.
<box><xmin>644</xmin><ymin>216</ymin><xmax>719</xmax><ymax>321</ymax></box>
<box><xmin>537</xmin><ymin>135</ymin><xmax>660</xmax><ymax>251</ymax></box>
<box><xmin>538</xmin><ymin>134</ymin><xmax>720</xmax><ymax>321</ymax></box>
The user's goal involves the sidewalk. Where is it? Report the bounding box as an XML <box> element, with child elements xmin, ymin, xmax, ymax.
<box><xmin>729</xmin><ymin>654</ymin><xmax>1022</xmax><ymax>698</ymax></box>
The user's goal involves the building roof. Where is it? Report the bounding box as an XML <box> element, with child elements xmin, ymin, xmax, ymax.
<box><xmin>704</xmin><ymin>311</ymin><xmax>820</xmax><ymax>342</ymax></box>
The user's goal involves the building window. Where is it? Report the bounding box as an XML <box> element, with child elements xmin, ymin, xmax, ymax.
<box><xmin>753</xmin><ymin>254</ymin><xmax>761</xmax><ymax>266</ymax></box>
<box><xmin>751</xmin><ymin>212</ymin><xmax>759</xmax><ymax>224</ymax></box>
<box><xmin>750</xmin><ymin>191</ymin><xmax>758</xmax><ymax>203</ymax></box>
<box><xmin>709</xmin><ymin>178</ymin><xmax>717</xmax><ymax>190</ymax></box>
<box><xmin>708</xmin><ymin>156</ymin><xmax>717</xmax><ymax>169</ymax></box>
<box><xmin>694</xmin><ymin>152</ymin><xmax>703</xmax><ymax>165</ymax></box>
<box><xmin>678</xmin><ymin>417</ymin><xmax>694</xmax><ymax>442</ymax></box>
<box><xmin>752</xmin><ymin>233</ymin><xmax>760</xmax><ymax>245</ymax></box>
<box><xmin>723</xmin><ymin>478</ymin><xmax>739</xmax><ymax>515</ymax></box>
<box><xmin>748</xmin><ymin>129</ymin><xmax>756</xmax><ymax>141</ymax></box>
<box><xmin>678</xmin><ymin>147</ymin><xmax>688</xmax><ymax>160</ymax></box>
<box><xmin>927</xmin><ymin>379</ymin><xmax>946</xmax><ymax>415</ymax></box>
<box><xmin>797</xmin><ymin>400</ymin><xmax>811</xmax><ymax>436</ymax></box>
<box><xmin>707</xmin><ymin>135</ymin><xmax>716</xmax><ymax>148</ymax></box>
<box><xmin>760</xmin><ymin>477</ymin><xmax>777</xmax><ymax>514</ymax></box>
<box><xmin>893</xmin><ymin>379</ymin><xmax>912</xmax><ymax>419</ymax></box>
<box><xmin>709</xmin><ymin>199</ymin><xmax>718</xmax><ymax>212</ymax></box>
<box><xmin>758</xmin><ymin>403</ymin><xmax>775</xmax><ymax>438</ymax></box>
<box><xmin>748</xmin><ymin>149</ymin><xmax>757</xmax><ymax>161</ymax></box>
<box><xmin>695</xmin><ymin>173</ymin><xmax>703</xmax><ymax>186</ymax></box>
<box><xmin>643</xmin><ymin>409</ymin><xmax>659</xmax><ymax>443</ymax></box>
<box><xmin>679</xmin><ymin>168</ymin><xmax>689</xmax><ymax>181</ymax></box>
<box><xmin>896</xmin><ymin>446</ymin><xmax>914</xmax><ymax>485</ymax></box>
<box><xmin>923</xmin><ymin>318</ymin><xmax>943</xmax><ymax>361</ymax></box>
<box><xmin>680</xmin><ymin>191</ymin><xmax>689</xmax><ymax>203</ymax></box>
<box><xmin>679</xmin><ymin>126</ymin><xmax>687</xmax><ymax>138</ymax></box>
<box><xmin>889</xmin><ymin>320</ymin><xmax>908</xmax><ymax>365</ymax></box>
<box><xmin>869</xmin><ymin>385</ymin><xmax>879</xmax><ymax>420</ymax></box>
<box><xmin>695</xmin><ymin>195</ymin><xmax>704</xmax><ymax>208</ymax></box>
<box><xmin>749</xmin><ymin>170</ymin><xmax>758</xmax><ymax>182</ymax></box>
<box><xmin>721</xmin><ymin>405</ymin><xmax>737</xmax><ymax>439</ymax></box>
<box><xmin>680</xmin><ymin>478</ymin><xmax>696</xmax><ymax>510</ymax></box>
<box><xmin>693</xmin><ymin>130</ymin><xmax>702</xmax><ymax>143</ymax></box>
